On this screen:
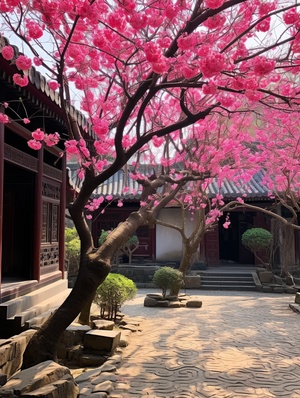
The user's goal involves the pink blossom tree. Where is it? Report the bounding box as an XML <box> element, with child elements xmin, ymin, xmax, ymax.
<box><xmin>2</xmin><ymin>0</ymin><xmax>300</xmax><ymax>367</ymax></box>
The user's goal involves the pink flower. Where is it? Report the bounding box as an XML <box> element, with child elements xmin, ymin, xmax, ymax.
<box><xmin>144</xmin><ymin>42</ymin><xmax>162</xmax><ymax>63</ymax></box>
<box><xmin>256</xmin><ymin>17</ymin><xmax>271</xmax><ymax>32</ymax></box>
<box><xmin>26</xmin><ymin>21</ymin><xmax>44</xmax><ymax>39</ymax></box>
<box><xmin>152</xmin><ymin>60</ymin><xmax>168</xmax><ymax>74</ymax></box>
<box><xmin>200</xmin><ymin>52</ymin><xmax>225</xmax><ymax>77</ymax></box>
<box><xmin>48</xmin><ymin>81</ymin><xmax>60</xmax><ymax>91</ymax></box>
<box><xmin>32</xmin><ymin>128</ymin><xmax>44</xmax><ymax>140</ymax></box>
<box><xmin>205</xmin><ymin>0</ymin><xmax>225</xmax><ymax>9</ymax></box>
<box><xmin>0</xmin><ymin>113</ymin><xmax>9</xmax><ymax>123</ymax></box>
<box><xmin>177</xmin><ymin>33</ymin><xmax>197</xmax><ymax>50</ymax></box>
<box><xmin>33</xmin><ymin>57</ymin><xmax>43</xmax><ymax>66</ymax></box>
<box><xmin>93</xmin><ymin>119</ymin><xmax>108</xmax><ymax>137</ymax></box>
<box><xmin>253</xmin><ymin>56</ymin><xmax>275</xmax><ymax>76</ymax></box>
<box><xmin>44</xmin><ymin>132</ymin><xmax>60</xmax><ymax>147</ymax></box>
<box><xmin>65</xmin><ymin>140</ymin><xmax>79</xmax><ymax>154</ymax></box>
<box><xmin>13</xmin><ymin>74</ymin><xmax>28</xmax><ymax>87</ymax></box>
<box><xmin>203</xmin><ymin>14</ymin><xmax>226</xmax><ymax>29</ymax></box>
<box><xmin>16</xmin><ymin>55</ymin><xmax>32</xmax><ymax>70</ymax></box>
<box><xmin>28</xmin><ymin>139</ymin><xmax>42</xmax><ymax>150</ymax></box>
<box><xmin>283</xmin><ymin>8</ymin><xmax>299</xmax><ymax>24</ymax></box>
<box><xmin>23</xmin><ymin>118</ymin><xmax>30</xmax><ymax>124</ymax></box>
<box><xmin>117</xmin><ymin>200</ymin><xmax>123</xmax><ymax>207</ymax></box>
<box><xmin>1</xmin><ymin>46</ymin><xmax>14</xmax><ymax>61</ymax></box>
<box><xmin>203</xmin><ymin>82</ymin><xmax>217</xmax><ymax>95</ymax></box>
<box><xmin>86</xmin><ymin>214</ymin><xmax>92</xmax><ymax>220</ymax></box>
<box><xmin>223</xmin><ymin>221</ymin><xmax>230</xmax><ymax>229</ymax></box>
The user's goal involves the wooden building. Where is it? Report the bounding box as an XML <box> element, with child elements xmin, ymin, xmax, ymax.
<box><xmin>0</xmin><ymin>38</ymin><xmax>86</xmax><ymax>336</ymax></box>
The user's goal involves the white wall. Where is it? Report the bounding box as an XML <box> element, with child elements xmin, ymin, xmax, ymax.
<box><xmin>156</xmin><ymin>208</ymin><xmax>194</xmax><ymax>261</ymax></box>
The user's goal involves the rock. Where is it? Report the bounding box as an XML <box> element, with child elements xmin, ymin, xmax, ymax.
<box><xmin>262</xmin><ymin>285</ymin><xmax>273</xmax><ymax>293</ymax></box>
<box><xmin>92</xmin><ymin>320</ymin><xmax>115</xmax><ymax>330</ymax></box>
<box><xmin>146</xmin><ymin>293</ymin><xmax>164</xmax><ymax>300</ymax></box>
<box><xmin>83</xmin><ymin>330</ymin><xmax>121</xmax><ymax>353</ymax></box>
<box><xmin>144</xmin><ymin>297</ymin><xmax>157</xmax><ymax>307</ymax></box>
<box><xmin>105</xmin><ymin>354</ymin><xmax>122</xmax><ymax>368</ymax></box>
<box><xmin>286</xmin><ymin>287</ymin><xmax>297</xmax><ymax>294</ymax></box>
<box><xmin>60</xmin><ymin>324</ymin><xmax>91</xmax><ymax>348</ymax></box>
<box><xmin>0</xmin><ymin>360</ymin><xmax>77</xmax><ymax>398</ymax></box>
<box><xmin>119</xmin><ymin>330</ymin><xmax>131</xmax><ymax>347</ymax></box>
<box><xmin>75</xmin><ymin>368</ymin><xmax>102</xmax><ymax>384</ymax></box>
<box><xmin>186</xmin><ymin>299</ymin><xmax>202</xmax><ymax>308</ymax></box>
<box><xmin>90</xmin><ymin>373</ymin><xmax>117</xmax><ymax>384</ymax></box>
<box><xmin>0</xmin><ymin>330</ymin><xmax>36</xmax><ymax>379</ymax></box>
<box><xmin>165</xmin><ymin>295</ymin><xmax>178</xmax><ymax>301</ymax></box>
<box><xmin>273</xmin><ymin>286</ymin><xmax>284</xmax><ymax>293</ymax></box>
<box><xmin>98</xmin><ymin>363</ymin><xmax>117</xmax><ymax>373</ymax></box>
<box><xmin>118</xmin><ymin>317</ymin><xmax>141</xmax><ymax>326</ymax></box>
<box><xmin>119</xmin><ymin>324</ymin><xmax>139</xmax><ymax>332</ymax></box>
<box><xmin>56</xmin><ymin>343</ymin><xmax>68</xmax><ymax>360</ymax></box>
<box><xmin>156</xmin><ymin>300</ymin><xmax>170</xmax><ymax>307</ymax></box>
<box><xmin>92</xmin><ymin>380</ymin><xmax>114</xmax><ymax>394</ymax></box>
<box><xmin>0</xmin><ymin>372</ymin><xmax>7</xmax><ymax>386</ymax></box>
<box><xmin>19</xmin><ymin>375</ymin><xmax>79</xmax><ymax>398</ymax></box>
<box><xmin>67</xmin><ymin>345</ymin><xmax>83</xmax><ymax>362</ymax></box>
<box><xmin>295</xmin><ymin>292</ymin><xmax>300</xmax><ymax>304</ymax></box>
<box><xmin>77</xmin><ymin>354</ymin><xmax>106</xmax><ymax>368</ymax></box>
<box><xmin>169</xmin><ymin>301</ymin><xmax>181</xmax><ymax>308</ymax></box>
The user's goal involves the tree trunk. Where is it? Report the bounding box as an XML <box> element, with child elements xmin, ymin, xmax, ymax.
<box><xmin>179</xmin><ymin>244</ymin><xmax>195</xmax><ymax>276</ymax></box>
<box><xmin>22</xmin><ymin>208</ymin><xmax>148</xmax><ymax>369</ymax></box>
<box><xmin>22</xmin><ymin>255</ymin><xmax>110</xmax><ymax>369</ymax></box>
<box><xmin>78</xmin><ymin>295</ymin><xmax>94</xmax><ymax>325</ymax></box>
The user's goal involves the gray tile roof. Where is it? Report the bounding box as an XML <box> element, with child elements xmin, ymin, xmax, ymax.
<box><xmin>68</xmin><ymin>163</ymin><xmax>270</xmax><ymax>202</ymax></box>
<box><xmin>0</xmin><ymin>36</ymin><xmax>91</xmax><ymax>135</ymax></box>
<box><xmin>208</xmin><ymin>170</ymin><xmax>269</xmax><ymax>199</ymax></box>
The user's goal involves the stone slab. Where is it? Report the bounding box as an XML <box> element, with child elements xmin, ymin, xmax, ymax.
<box><xmin>0</xmin><ymin>361</ymin><xmax>72</xmax><ymax>396</ymax></box>
<box><xmin>83</xmin><ymin>330</ymin><xmax>121</xmax><ymax>353</ymax></box>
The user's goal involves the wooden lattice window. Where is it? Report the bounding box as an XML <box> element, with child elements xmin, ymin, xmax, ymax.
<box><xmin>42</xmin><ymin>201</ymin><xmax>59</xmax><ymax>243</ymax></box>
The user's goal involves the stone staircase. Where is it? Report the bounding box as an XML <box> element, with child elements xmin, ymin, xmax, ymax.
<box><xmin>199</xmin><ymin>271</ymin><xmax>257</xmax><ymax>291</ymax></box>
<box><xmin>0</xmin><ymin>279</ymin><xmax>70</xmax><ymax>338</ymax></box>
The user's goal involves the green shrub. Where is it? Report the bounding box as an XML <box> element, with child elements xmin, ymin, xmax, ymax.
<box><xmin>241</xmin><ymin>228</ymin><xmax>273</xmax><ymax>252</ymax></box>
<box><xmin>65</xmin><ymin>227</ymin><xmax>80</xmax><ymax>276</ymax></box>
<box><xmin>153</xmin><ymin>266</ymin><xmax>183</xmax><ymax>297</ymax></box>
<box><xmin>94</xmin><ymin>273</ymin><xmax>137</xmax><ymax>321</ymax></box>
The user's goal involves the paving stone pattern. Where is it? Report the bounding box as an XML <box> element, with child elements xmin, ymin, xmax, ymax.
<box><xmin>112</xmin><ymin>290</ymin><xmax>300</xmax><ymax>398</ymax></box>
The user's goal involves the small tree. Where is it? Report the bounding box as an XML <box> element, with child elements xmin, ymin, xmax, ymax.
<box><xmin>99</xmin><ymin>230</ymin><xmax>139</xmax><ymax>264</ymax></box>
<box><xmin>153</xmin><ymin>267</ymin><xmax>183</xmax><ymax>297</ymax></box>
<box><xmin>65</xmin><ymin>228</ymin><xmax>80</xmax><ymax>277</ymax></box>
<box><xmin>242</xmin><ymin>228</ymin><xmax>273</xmax><ymax>270</ymax></box>
<box><xmin>94</xmin><ymin>273</ymin><xmax>137</xmax><ymax>321</ymax></box>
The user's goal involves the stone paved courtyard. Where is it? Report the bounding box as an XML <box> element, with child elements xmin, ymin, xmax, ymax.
<box><xmin>112</xmin><ymin>289</ymin><xmax>300</xmax><ymax>398</ymax></box>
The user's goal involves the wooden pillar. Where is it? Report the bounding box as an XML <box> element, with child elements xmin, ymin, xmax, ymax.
<box><xmin>33</xmin><ymin>145</ymin><xmax>43</xmax><ymax>281</ymax></box>
<box><xmin>0</xmin><ymin>105</ymin><xmax>4</xmax><ymax>287</ymax></box>
<box><xmin>59</xmin><ymin>154</ymin><xmax>66</xmax><ymax>278</ymax></box>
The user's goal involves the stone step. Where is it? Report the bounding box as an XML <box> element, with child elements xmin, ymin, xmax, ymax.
<box><xmin>201</xmin><ymin>276</ymin><xmax>254</xmax><ymax>281</ymax></box>
<box><xmin>199</xmin><ymin>272</ymin><xmax>257</xmax><ymax>291</ymax></box>
<box><xmin>200</xmin><ymin>284</ymin><xmax>257</xmax><ymax>291</ymax></box>
<box><xmin>9</xmin><ymin>289</ymin><xmax>71</xmax><ymax>328</ymax></box>
<box><xmin>0</xmin><ymin>279</ymin><xmax>68</xmax><ymax>320</ymax></box>
<box><xmin>201</xmin><ymin>280</ymin><xmax>255</xmax><ymax>286</ymax></box>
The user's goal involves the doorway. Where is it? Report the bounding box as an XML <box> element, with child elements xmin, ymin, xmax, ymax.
<box><xmin>219</xmin><ymin>212</ymin><xmax>254</xmax><ymax>264</ymax></box>
<box><xmin>2</xmin><ymin>163</ymin><xmax>35</xmax><ymax>279</ymax></box>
